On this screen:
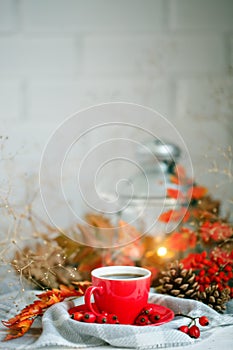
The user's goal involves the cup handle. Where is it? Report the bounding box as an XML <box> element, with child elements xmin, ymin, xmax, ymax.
<box><xmin>84</xmin><ymin>286</ymin><xmax>104</xmax><ymax>316</ymax></box>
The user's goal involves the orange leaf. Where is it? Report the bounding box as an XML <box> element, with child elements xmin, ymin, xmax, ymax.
<box><xmin>85</xmin><ymin>213</ymin><xmax>113</xmax><ymax>228</ymax></box>
<box><xmin>158</xmin><ymin>210</ymin><xmax>173</xmax><ymax>222</ymax></box>
<box><xmin>170</xmin><ymin>165</ymin><xmax>187</xmax><ymax>185</ymax></box>
<box><xmin>171</xmin><ymin>164</ymin><xmax>193</xmax><ymax>186</ymax></box>
<box><xmin>188</xmin><ymin>186</ymin><xmax>208</xmax><ymax>200</ymax></box>
<box><xmin>166</xmin><ymin>228</ymin><xmax>197</xmax><ymax>252</ymax></box>
<box><xmin>159</xmin><ymin>208</ymin><xmax>190</xmax><ymax>223</ymax></box>
<box><xmin>3</xmin><ymin>319</ymin><xmax>34</xmax><ymax>341</ymax></box>
<box><xmin>167</xmin><ymin>188</ymin><xmax>184</xmax><ymax>200</ymax></box>
<box><xmin>170</xmin><ymin>174</ymin><xmax>180</xmax><ymax>185</ymax></box>
<box><xmin>2</xmin><ymin>282</ymin><xmax>91</xmax><ymax>341</ymax></box>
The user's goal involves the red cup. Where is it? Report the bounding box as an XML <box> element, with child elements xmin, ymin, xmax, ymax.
<box><xmin>84</xmin><ymin>265</ymin><xmax>151</xmax><ymax>324</ymax></box>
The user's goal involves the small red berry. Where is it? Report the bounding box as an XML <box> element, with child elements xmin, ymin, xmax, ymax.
<box><xmin>149</xmin><ymin>312</ymin><xmax>161</xmax><ymax>323</ymax></box>
<box><xmin>199</xmin><ymin>270</ymin><xmax>205</xmax><ymax>277</ymax></box>
<box><xmin>107</xmin><ymin>314</ymin><xmax>119</xmax><ymax>324</ymax></box>
<box><xmin>178</xmin><ymin>325</ymin><xmax>189</xmax><ymax>334</ymax></box>
<box><xmin>135</xmin><ymin>315</ymin><xmax>150</xmax><ymax>326</ymax></box>
<box><xmin>71</xmin><ymin>311</ymin><xmax>84</xmax><ymax>322</ymax></box>
<box><xmin>141</xmin><ymin>305</ymin><xmax>158</xmax><ymax>316</ymax></box>
<box><xmin>224</xmin><ymin>265</ymin><xmax>232</xmax><ymax>272</ymax></box>
<box><xmin>188</xmin><ymin>325</ymin><xmax>200</xmax><ymax>338</ymax></box>
<box><xmin>83</xmin><ymin>312</ymin><xmax>96</xmax><ymax>323</ymax></box>
<box><xmin>199</xmin><ymin>316</ymin><xmax>209</xmax><ymax>326</ymax></box>
<box><xmin>100</xmin><ymin>311</ymin><xmax>108</xmax><ymax>316</ymax></box>
<box><xmin>96</xmin><ymin>313</ymin><xmax>108</xmax><ymax>324</ymax></box>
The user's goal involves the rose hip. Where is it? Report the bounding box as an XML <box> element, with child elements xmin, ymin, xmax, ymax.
<box><xmin>149</xmin><ymin>312</ymin><xmax>161</xmax><ymax>323</ymax></box>
<box><xmin>188</xmin><ymin>325</ymin><xmax>200</xmax><ymax>339</ymax></box>
<box><xmin>107</xmin><ymin>314</ymin><xmax>119</xmax><ymax>324</ymax></box>
<box><xmin>179</xmin><ymin>325</ymin><xmax>189</xmax><ymax>334</ymax></box>
<box><xmin>135</xmin><ymin>315</ymin><xmax>150</xmax><ymax>326</ymax></box>
<box><xmin>70</xmin><ymin>311</ymin><xmax>84</xmax><ymax>322</ymax></box>
<box><xmin>96</xmin><ymin>313</ymin><xmax>108</xmax><ymax>324</ymax></box>
<box><xmin>83</xmin><ymin>312</ymin><xmax>96</xmax><ymax>323</ymax></box>
<box><xmin>199</xmin><ymin>316</ymin><xmax>209</xmax><ymax>326</ymax></box>
<box><xmin>141</xmin><ymin>305</ymin><xmax>157</xmax><ymax>316</ymax></box>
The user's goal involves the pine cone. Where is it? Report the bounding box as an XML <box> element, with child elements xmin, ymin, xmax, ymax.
<box><xmin>159</xmin><ymin>261</ymin><xmax>199</xmax><ymax>299</ymax></box>
<box><xmin>196</xmin><ymin>285</ymin><xmax>230</xmax><ymax>313</ymax></box>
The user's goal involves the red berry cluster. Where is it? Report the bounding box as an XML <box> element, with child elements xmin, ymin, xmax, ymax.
<box><xmin>200</xmin><ymin>221</ymin><xmax>232</xmax><ymax>243</ymax></box>
<box><xmin>69</xmin><ymin>310</ymin><xmax>119</xmax><ymax>324</ymax></box>
<box><xmin>69</xmin><ymin>305</ymin><xmax>163</xmax><ymax>326</ymax></box>
<box><xmin>134</xmin><ymin>305</ymin><xmax>161</xmax><ymax>326</ymax></box>
<box><xmin>177</xmin><ymin>314</ymin><xmax>209</xmax><ymax>339</ymax></box>
<box><xmin>181</xmin><ymin>250</ymin><xmax>233</xmax><ymax>297</ymax></box>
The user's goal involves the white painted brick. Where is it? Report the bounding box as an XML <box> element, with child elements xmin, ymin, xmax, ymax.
<box><xmin>27</xmin><ymin>79</ymin><xmax>171</xmax><ymax>122</ymax></box>
<box><xmin>170</xmin><ymin>0</ymin><xmax>233</xmax><ymax>32</ymax></box>
<box><xmin>175</xmin><ymin>77</ymin><xmax>233</xmax><ymax>158</ymax></box>
<box><xmin>174</xmin><ymin>75</ymin><xmax>233</xmax><ymax>207</ymax></box>
<box><xmin>0</xmin><ymin>0</ymin><xmax>17</xmax><ymax>32</ymax></box>
<box><xmin>0</xmin><ymin>80</ymin><xmax>21</xmax><ymax>120</ymax></box>
<box><xmin>0</xmin><ymin>36</ymin><xmax>79</xmax><ymax>77</ymax></box>
<box><xmin>176</xmin><ymin>119</ymin><xmax>233</xmax><ymax>218</ymax></box>
<box><xmin>176</xmin><ymin>77</ymin><xmax>233</xmax><ymax>123</ymax></box>
<box><xmin>176</xmin><ymin>117</ymin><xmax>231</xmax><ymax>158</ymax></box>
<box><xmin>230</xmin><ymin>36</ymin><xmax>233</xmax><ymax>73</ymax></box>
<box><xmin>82</xmin><ymin>35</ymin><xmax>226</xmax><ymax>77</ymax></box>
<box><xmin>22</xmin><ymin>0</ymin><xmax>164</xmax><ymax>33</ymax></box>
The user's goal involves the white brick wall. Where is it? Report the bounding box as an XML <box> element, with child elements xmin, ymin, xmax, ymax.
<box><xmin>0</xmin><ymin>80</ymin><xmax>21</xmax><ymax>120</ymax></box>
<box><xmin>0</xmin><ymin>0</ymin><xmax>17</xmax><ymax>32</ymax></box>
<box><xmin>0</xmin><ymin>36</ymin><xmax>79</xmax><ymax>77</ymax></box>
<box><xmin>82</xmin><ymin>35</ymin><xmax>226</xmax><ymax>77</ymax></box>
<box><xmin>230</xmin><ymin>36</ymin><xmax>233</xmax><ymax>72</ymax></box>
<box><xmin>27</xmin><ymin>78</ymin><xmax>171</xmax><ymax>121</ymax></box>
<box><xmin>21</xmin><ymin>0</ymin><xmax>164</xmax><ymax>33</ymax></box>
<box><xmin>170</xmin><ymin>0</ymin><xmax>233</xmax><ymax>32</ymax></box>
<box><xmin>0</xmin><ymin>0</ymin><xmax>232</xmax><ymax>217</ymax></box>
<box><xmin>176</xmin><ymin>77</ymin><xmax>233</xmax><ymax>125</ymax></box>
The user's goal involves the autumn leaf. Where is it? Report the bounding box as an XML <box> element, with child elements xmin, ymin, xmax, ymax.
<box><xmin>188</xmin><ymin>186</ymin><xmax>208</xmax><ymax>200</ymax></box>
<box><xmin>85</xmin><ymin>213</ymin><xmax>113</xmax><ymax>228</ymax></box>
<box><xmin>78</xmin><ymin>253</ymin><xmax>103</xmax><ymax>276</ymax></box>
<box><xmin>158</xmin><ymin>210</ymin><xmax>173</xmax><ymax>222</ymax></box>
<box><xmin>167</xmin><ymin>188</ymin><xmax>185</xmax><ymax>200</ymax></box>
<box><xmin>170</xmin><ymin>174</ymin><xmax>180</xmax><ymax>185</ymax></box>
<box><xmin>166</xmin><ymin>228</ymin><xmax>197</xmax><ymax>252</ymax></box>
<box><xmin>158</xmin><ymin>208</ymin><xmax>190</xmax><ymax>223</ymax></box>
<box><xmin>3</xmin><ymin>319</ymin><xmax>34</xmax><ymax>341</ymax></box>
<box><xmin>170</xmin><ymin>164</ymin><xmax>192</xmax><ymax>185</ymax></box>
<box><xmin>2</xmin><ymin>282</ymin><xmax>91</xmax><ymax>341</ymax></box>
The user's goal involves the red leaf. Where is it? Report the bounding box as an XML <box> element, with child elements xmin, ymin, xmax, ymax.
<box><xmin>166</xmin><ymin>228</ymin><xmax>197</xmax><ymax>252</ymax></box>
<box><xmin>159</xmin><ymin>208</ymin><xmax>190</xmax><ymax>223</ymax></box>
<box><xmin>188</xmin><ymin>186</ymin><xmax>207</xmax><ymax>200</ymax></box>
<box><xmin>167</xmin><ymin>188</ymin><xmax>184</xmax><ymax>200</ymax></box>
